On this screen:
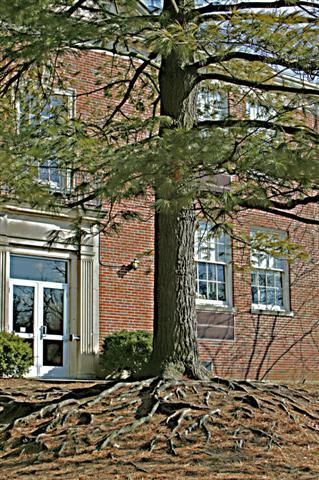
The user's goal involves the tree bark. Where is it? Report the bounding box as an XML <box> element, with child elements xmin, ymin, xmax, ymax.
<box><xmin>147</xmin><ymin>206</ymin><xmax>209</xmax><ymax>379</ymax></box>
<box><xmin>144</xmin><ymin>2</ymin><xmax>210</xmax><ymax>379</ymax></box>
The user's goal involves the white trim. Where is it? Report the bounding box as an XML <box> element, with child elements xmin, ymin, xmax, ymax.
<box><xmin>10</xmin><ymin>247</ymin><xmax>74</xmax><ymax>260</ymax></box>
<box><xmin>3</xmin><ymin>204</ymin><xmax>98</xmax><ymax>223</ymax></box>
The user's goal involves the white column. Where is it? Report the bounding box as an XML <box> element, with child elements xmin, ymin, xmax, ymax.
<box><xmin>80</xmin><ymin>257</ymin><xmax>99</xmax><ymax>354</ymax></box>
<box><xmin>0</xmin><ymin>214</ymin><xmax>8</xmax><ymax>331</ymax></box>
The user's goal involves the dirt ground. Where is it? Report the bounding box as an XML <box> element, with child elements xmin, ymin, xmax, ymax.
<box><xmin>0</xmin><ymin>377</ymin><xmax>318</xmax><ymax>480</ymax></box>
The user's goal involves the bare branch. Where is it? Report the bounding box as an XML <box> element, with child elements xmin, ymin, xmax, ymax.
<box><xmin>76</xmin><ymin>79</ymin><xmax>130</xmax><ymax>98</ymax></box>
<box><xmin>238</xmin><ymin>202</ymin><xmax>319</xmax><ymax>225</ymax></box>
<box><xmin>65</xmin><ymin>0</ymin><xmax>89</xmax><ymax>17</ymax></box>
<box><xmin>70</xmin><ymin>45</ymin><xmax>160</xmax><ymax>70</ymax></box>
<box><xmin>196</xmin><ymin>119</ymin><xmax>319</xmax><ymax>141</ymax></box>
<box><xmin>0</xmin><ymin>60</ymin><xmax>35</xmax><ymax>96</ymax></box>
<box><xmin>197</xmin><ymin>72</ymin><xmax>319</xmax><ymax>96</ymax></box>
<box><xmin>195</xmin><ymin>1</ymin><xmax>319</xmax><ymax>15</ymax></box>
<box><xmin>191</xmin><ymin>52</ymin><xmax>318</xmax><ymax>77</ymax></box>
<box><xmin>102</xmin><ymin>52</ymin><xmax>157</xmax><ymax>127</ymax></box>
<box><xmin>266</xmin><ymin>193</ymin><xmax>319</xmax><ymax>211</ymax></box>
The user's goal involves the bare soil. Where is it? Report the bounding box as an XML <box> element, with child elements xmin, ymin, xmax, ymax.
<box><xmin>0</xmin><ymin>377</ymin><xmax>318</xmax><ymax>479</ymax></box>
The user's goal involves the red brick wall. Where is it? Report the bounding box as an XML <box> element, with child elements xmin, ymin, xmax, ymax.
<box><xmin>198</xmin><ymin>207</ymin><xmax>319</xmax><ymax>381</ymax></box>
<box><xmin>98</xmin><ymin>196</ymin><xmax>154</xmax><ymax>341</ymax></box>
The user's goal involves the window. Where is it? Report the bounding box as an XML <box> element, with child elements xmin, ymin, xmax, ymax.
<box><xmin>251</xmin><ymin>232</ymin><xmax>289</xmax><ymax>311</ymax></box>
<box><xmin>18</xmin><ymin>90</ymin><xmax>74</xmax><ymax>191</ymax></box>
<box><xmin>10</xmin><ymin>255</ymin><xmax>68</xmax><ymax>283</ymax></box>
<box><xmin>195</xmin><ymin>222</ymin><xmax>232</xmax><ymax>306</ymax></box>
<box><xmin>143</xmin><ymin>0</ymin><xmax>162</xmax><ymax>10</ymax></box>
<box><xmin>197</xmin><ymin>89</ymin><xmax>228</xmax><ymax>122</ymax></box>
<box><xmin>246</xmin><ymin>100</ymin><xmax>273</xmax><ymax>121</ymax></box>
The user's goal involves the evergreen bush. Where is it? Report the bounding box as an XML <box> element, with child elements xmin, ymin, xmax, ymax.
<box><xmin>0</xmin><ymin>332</ymin><xmax>33</xmax><ymax>377</ymax></box>
<box><xmin>100</xmin><ymin>330</ymin><xmax>153</xmax><ymax>377</ymax></box>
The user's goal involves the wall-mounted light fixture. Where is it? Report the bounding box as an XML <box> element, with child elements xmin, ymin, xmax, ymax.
<box><xmin>98</xmin><ymin>234</ymin><xmax>140</xmax><ymax>275</ymax></box>
<box><xmin>129</xmin><ymin>258</ymin><xmax>140</xmax><ymax>271</ymax></box>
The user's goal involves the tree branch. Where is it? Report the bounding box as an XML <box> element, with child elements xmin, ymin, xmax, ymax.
<box><xmin>65</xmin><ymin>0</ymin><xmax>89</xmax><ymax>17</ymax></box>
<box><xmin>266</xmin><ymin>193</ymin><xmax>319</xmax><ymax>211</ymax></box>
<box><xmin>195</xmin><ymin>1</ymin><xmax>319</xmax><ymax>15</ymax></box>
<box><xmin>70</xmin><ymin>45</ymin><xmax>160</xmax><ymax>69</ymax></box>
<box><xmin>196</xmin><ymin>119</ymin><xmax>318</xmax><ymax>140</ymax></box>
<box><xmin>196</xmin><ymin>11</ymin><xmax>317</xmax><ymax>23</ymax></box>
<box><xmin>191</xmin><ymin>52</ymin><xmax>318</xmax><ymax>77</ymax></box>
<box><xmin>238</xmin><ymin>201</ymin><xmax>319</xmax><ymax>225</ymax></box>
<box><xmin>197</xmin><ymin>72</ymin><xmax>319</xmax><ymax>96</ymax></box>
<box><xmin>102</xmin><ymin>52</ymin><xmax>157</xmax><ymax>127</ymax></box>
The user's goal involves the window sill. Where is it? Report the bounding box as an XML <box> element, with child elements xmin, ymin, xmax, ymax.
<box><xmin>251</xmin><ymin>307</ymin><xmax>294</xmax><ymax>317</ymax></box>
<box><xmin>196</xmin><ymin>302</ymin><xmax>236</xmax><ymax>314</ymax></box>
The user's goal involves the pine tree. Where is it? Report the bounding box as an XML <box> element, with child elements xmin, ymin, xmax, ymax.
<box><xmin>0</xmin><ymin>0</ymin><xmax>318</xmax><ymax>378</ymax></box>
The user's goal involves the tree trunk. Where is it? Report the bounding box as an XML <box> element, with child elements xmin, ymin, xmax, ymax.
<box><xmin>147</xmin><ymin>206</ymin><xmax>209</xmax><ymax>379</ymax></box>
<box><xmin>144</xmin><ymin>9</ymin><xmax>210</xmax><ymax>379</ymax></box>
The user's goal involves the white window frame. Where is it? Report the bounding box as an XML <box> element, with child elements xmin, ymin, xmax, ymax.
<box><xmin>16</xmin><ymin>88</ymin><xmax>75</xmax><ymax>192</ymax></box>
<box><xmin>246</xmin><ymin>99</ymin><xmax>276</xmax><ymax>122</ymax></box>
<box><xmin>195</xmin><ymin>222</ymin><xmax>232</xmax><ymax>308</ymax></box>
<box><xmin>250</xmin><ymin>230</ymin><xmax>290</xmax><ymax>312</ymax></box>
<box><xmin>197</xmin><ymin>88</ymin><xmax>228</xmax><ymax>122</ymax></box>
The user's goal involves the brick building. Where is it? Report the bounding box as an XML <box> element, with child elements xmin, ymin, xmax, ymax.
<box><xmin>0</xmin><ymin>47</ymin><xmax>318</xmax><ymax>381</ymax></box>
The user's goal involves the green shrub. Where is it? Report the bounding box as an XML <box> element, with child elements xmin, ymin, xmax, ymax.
<box><xmin>0</xmin><ymin>332</ymin><xmax>33</xmax><ymax>378</ymax></box>
<box><xmin>100</xmin><ymin>330</ymin><xmax>153</xmax><ymax>377</ymax></box>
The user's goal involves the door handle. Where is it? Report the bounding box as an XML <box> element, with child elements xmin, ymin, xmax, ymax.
<box><xmin>41</xmin><ymin>325</ymin><xmax>47</xmax><ymax>338</ymax></box>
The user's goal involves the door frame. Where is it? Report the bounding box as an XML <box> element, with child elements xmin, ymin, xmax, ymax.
<box><xmin>9</xmin><ymin>278</ymin><xmax>69</xmax><ymax>378</ymax></box>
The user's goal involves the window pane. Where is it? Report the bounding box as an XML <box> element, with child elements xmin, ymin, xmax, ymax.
<box><xmin>251</xmin><ymin>272</ymin><xmax>257</xmax><ymax>286</ymax></box>
<box><xmin>260</xmin><ymin>288</ymin><xmax>267</xmax><ymax>304</ymax></box>
<box><xmin>24</xmin><ymin>339</ymin><xmax>34</xmax><ymax>359</ymax></box>
<box><xmin>43</xmin><ymin>340</ymin><xmax>63</xmax><ymax>366</ymax></box>
<box><xmin>274</xmin><ymin>273</ymin><xmax>282</xmax><ymax>288</ymax></box>
<box><xmin>274</xmin><ymin>258</ymin><xmax>285</xmax><ymax>270</ymax></box>
<box><xmin>208</xmin><ymin>282</ymin><xmax>217</xmax><ymax>300</ymax></box>
<box><xmin>267</xmin><ymin>273</ymin><xmax>274</xmax><ymax>287</ymax></box>
<box><xmin>258</xmin><ymin>273</ymin><xmax>266</xmax><ymax>286</ymax></box>
<box><xmin>39</xmin><ymin>159</ymin><xmax>50</xmax><ymax>182</ymax></box>
<box><xmin>218</xmin><ymin>283</ymin><xmax>226</xmax><ymax>301</ymax></box>
<box><xmin>198</xmin><ymin>281</ymin><xmax>207</xmax><ymax>299</ymax></box>
<box><xmin>275</xmin><ymin>288</ymin><xmax>284</xmax><ymax>307</ymax></box>
<box><xmin>198</xmin><ymin>262</ymin><xmax>206</xmax><ymax>280</ymax></box>
<box><xmin>267</xmin><ymin>288</ymin><xmax>275</xmax><ymax>305</ymax></box>
<box><xmin>44</xmin><ymin>288</ymin><xmax>64</xmax><ymax>335</ymax></box>
<box><xmin>207</xmin><ymin>263</ymin><xmax>216</xmax><ymax>281</ymax></box>
<box><xmin>11</xmin><ymin>256</ymin><xmax>67</xmax><ymax>283</ymax></box>
<box><xmin>13</xmin><ymin>286</ymin><xmax>34</xmax><ymax>333</ymax></box>
<box><xmin>252</xmin><ymin>286</ymin><xmax>258</xmax><ymax>304</ymax></box>
<box><xmin>217</xmin><ymin>265</ymin><xmax>225</xmax><ymax>282</ymax></box>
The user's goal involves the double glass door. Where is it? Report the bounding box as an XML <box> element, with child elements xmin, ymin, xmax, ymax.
<box><xmin>9</xmin><ymin>255</ymin><xmax>69</xmax><ymax>378</ymax></box>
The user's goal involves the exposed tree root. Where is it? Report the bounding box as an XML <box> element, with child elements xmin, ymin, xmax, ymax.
<box><xmin>0</xmin><ymin>377</ymin><xmax>319</xmax><ymax>478</ymax></box>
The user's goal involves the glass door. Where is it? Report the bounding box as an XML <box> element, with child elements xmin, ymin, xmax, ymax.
<box><xmin>10</xmin><ymin>280</ymin><xmax>38</xmax><ymax>377</ymax></box>
<box><xmin>9</xmin><ymin>279</ymin><xmax>69</xmax><ymax>378</ymax></box>
<box><xmin>39</xmin><ymin>282</ymin><xmax>68</xmax><ymax>377</ymax></box>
